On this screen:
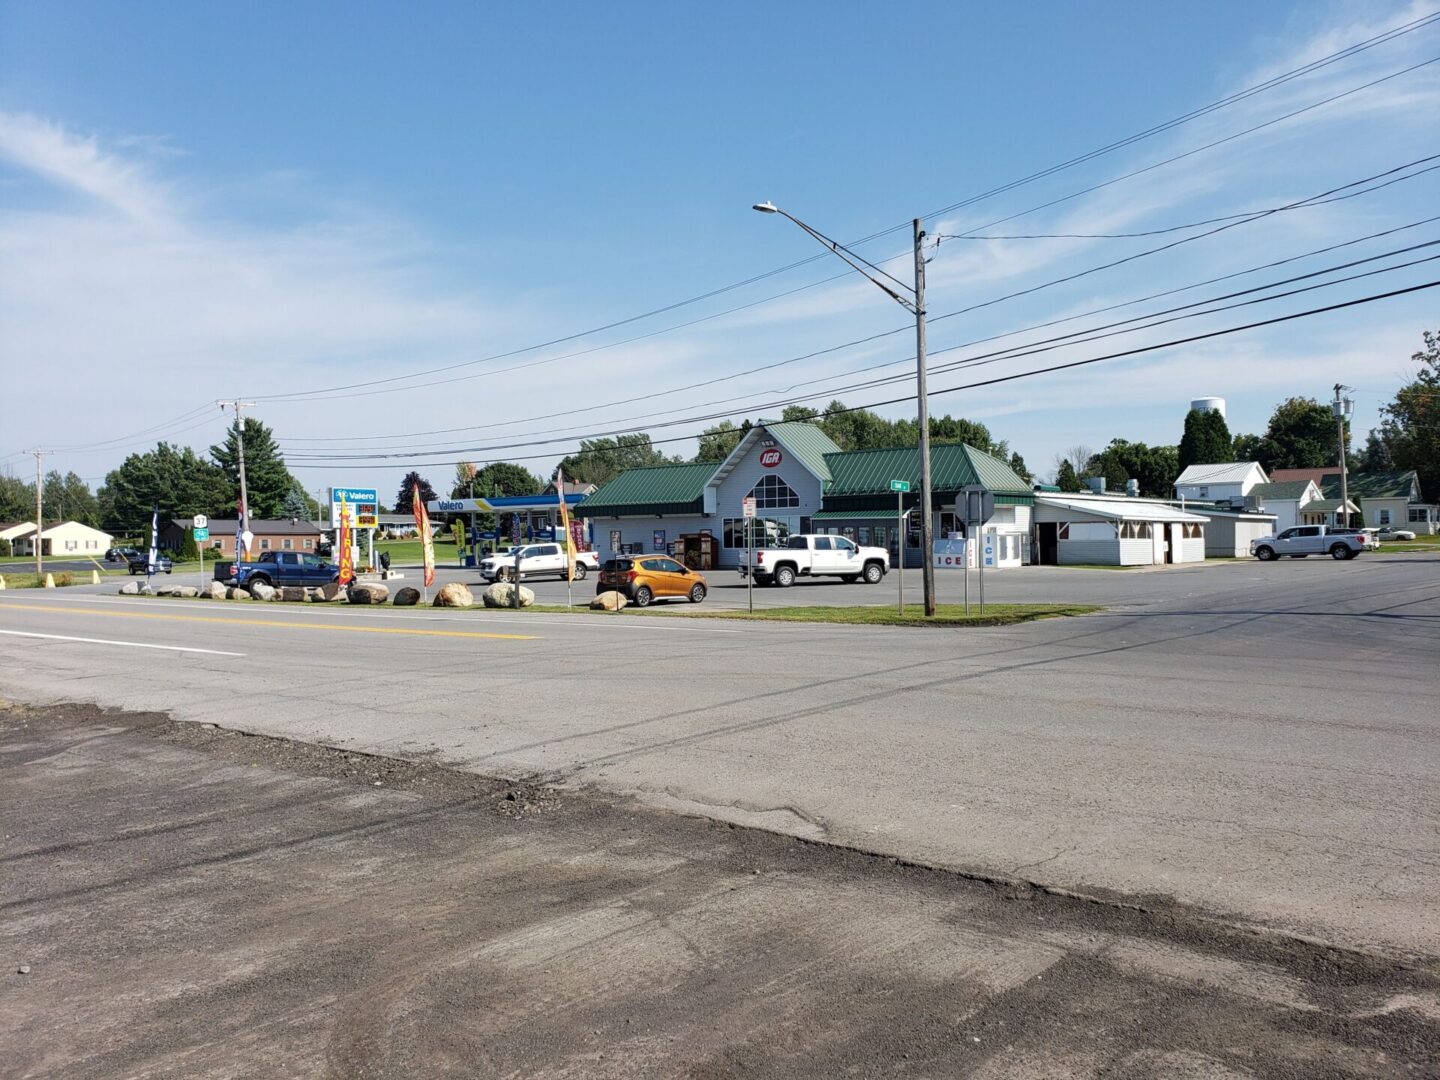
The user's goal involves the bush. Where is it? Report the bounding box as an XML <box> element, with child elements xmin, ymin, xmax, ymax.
<box><xmin>55</xmin><ymin>572</ymin><xmax>74</xmax><ymax>587</ymax></box>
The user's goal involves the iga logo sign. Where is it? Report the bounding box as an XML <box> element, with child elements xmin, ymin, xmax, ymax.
<box><xmin>759</xmin><ymin>448</ymin><xmax>783</xmax><ymax>468</ymax></box>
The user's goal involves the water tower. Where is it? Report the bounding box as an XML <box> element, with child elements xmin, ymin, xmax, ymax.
<box><xmin>1190</xmin><ymin>396</ymin><xmax>1227</xmax><ymax>419</ymax></box>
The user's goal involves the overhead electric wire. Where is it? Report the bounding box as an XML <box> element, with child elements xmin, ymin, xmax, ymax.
<box><xmin>286</xmin><ymin>257</ymin><xmax>1440</xmax><ymax>462</ymax></box>
<box><xmin>250</xmin><ymin>13</ymin><xmax>1440</xmax><ymax>406</ymax></box>
<box><xmin>282</xmin><ymin>278</ymin><xmax>1440</xmax><ymax>470</ymax></box>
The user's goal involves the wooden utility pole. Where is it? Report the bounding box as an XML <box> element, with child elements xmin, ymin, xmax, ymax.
<box><xmin>31</xmin><ymin>449</ymin><xmax>44</xmax><ymax>575</ymax></box>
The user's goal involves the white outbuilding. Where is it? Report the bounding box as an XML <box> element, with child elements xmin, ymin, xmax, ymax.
<box><xmin>9</xmin><ymin>521</ymin><xmax>113</xmax><ymax>558</ymax></box>
<box><xmin>1173</xmin><ymin>461</ymin><xmax>1267</xmax><ymax>504</ymax></box>
<box><xmin>1033</xmin><ymin>493</ymin><xmax>1209</xmax><ymax>566</ymax></box>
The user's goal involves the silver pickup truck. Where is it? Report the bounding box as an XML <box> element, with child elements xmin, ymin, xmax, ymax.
<box><xmin>1251</xmin><ymin>525</ymin><xmax>1365</xmax><ymax>561</ymax></box>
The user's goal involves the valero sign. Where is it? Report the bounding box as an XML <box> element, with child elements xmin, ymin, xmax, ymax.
<box><xmin>759</xmin><ymin>448</ymin><xmax>783</xmax><ymax>468</ymax></box>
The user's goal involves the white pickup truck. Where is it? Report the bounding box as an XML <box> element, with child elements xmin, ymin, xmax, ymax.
<box><xmin>1250</xmin><ymin>525</ymin><xmax>1365</xmax><ymax>561</ymax></box>
<box><xmin>479</xmin><ymin>543</ymin><xmax>600</xmax><ymax>582</ymax></box>
<box><xmin>738</xmin><ymin>533</ymin><xmax>889</xmax><ymax>587</ymax></box>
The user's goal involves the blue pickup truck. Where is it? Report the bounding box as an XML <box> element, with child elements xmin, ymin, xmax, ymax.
<box><xmin>226</xmin><ymin>551</ymin><xmax>340</xmax><ymax>589</ymax></box>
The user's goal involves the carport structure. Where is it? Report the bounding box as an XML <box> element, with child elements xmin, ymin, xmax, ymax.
<box><xmin>1033</xmin><ymin>493</ymin><xmax>1210</xmax><ymax>566</ymax></box>
<box><xmin>427</xmin><ymin>493</ymin><xmax>588</xmax><ymax>566</ymax></box>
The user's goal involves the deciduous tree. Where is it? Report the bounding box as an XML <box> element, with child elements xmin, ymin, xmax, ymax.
<box><xmin>1378</xmin><ymin>328</ymin><xmax>1440</xmax><ymax>499</ymax></box>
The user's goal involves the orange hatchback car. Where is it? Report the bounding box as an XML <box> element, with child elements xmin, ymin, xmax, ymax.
<box><xmin>596</xmin><ymin>555</ymin><xmax>708</xmax><ymax>607</ymax></box>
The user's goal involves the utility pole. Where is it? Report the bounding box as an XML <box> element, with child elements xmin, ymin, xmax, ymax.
<box><xmin>217</xmin><ymin>400</ymin><xmax>257</xmax><ymax>558</ymax></box>
<box><xmin>30</xmin><ymin>449</ymin><xmax>44</xmax><ymax>576</ymax></box>
<box><xmin>1333</xmin><ymin>384</ymin><xmax>1353</xmax><ymax>528</ymax></box>
<box><xmin>913</xmin><ymin>218</ymin><xmax>935</xmax><ymax>617</ymax></box>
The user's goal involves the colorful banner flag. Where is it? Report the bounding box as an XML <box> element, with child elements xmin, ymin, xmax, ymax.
<box><xmin>555</xmin><ymin>469</ymin><xmax>575</xmax><ymax>583</ymax></box>
<box><xmin>338</xmin><ymin>495</ymin><xmax>354</xmax><ymax>585</ymax></box>
<box><xmin>412</xmin><ymin>485</ymin><xmax>435</xmax><ymax>588</ymax></box>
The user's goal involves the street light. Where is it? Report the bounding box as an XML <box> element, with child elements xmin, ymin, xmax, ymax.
<box><xmin>754</xmin><ymin>202</ymin><xmax>936</xmax><ymax>616</ymax></box>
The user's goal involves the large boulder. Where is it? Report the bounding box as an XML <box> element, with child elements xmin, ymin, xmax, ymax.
<box><xmin>206</xmin><ymin>580</ymin><xmax>228</xmax><ymax>600</ymax></box>
<box><xmin>590</xmin><ymin>591</ymin><xmax>628</xmax><ymax>611</ymax></box>
<box><xmin>119</xmin><ymin>580</ymin><xmax>141</xmax><ymax>596</ymax></box>
<box><xmin>279</xmin><ymin>586</ymin><xmax>307</xmax><ymax>603</ymax></box>
<box><xmin>249</xmin><ymin>581</ymin><xmax>276</xmax><ymax>601</ymax></box>
<box><xmin>175</xmin><ymin>586</ymin><xmax>199</xmax><ymax>598</ymax></box>
<box><xmin>483</xmin><ymin>582</ymin><xmax>535</xmax><ymax>608</ymax></box>
<box><xmin>433</xmin><ymin>582</ymin><xmax>474</xmax><ymax>608</ymax></box>
<box><xmin>318</xmin><ymin>581</ymin><xmax>348</xmax><ymax>602</ymax></box>
<box><xmin>393</xmin><ymin>586</ymin><xmax>422</xmax><ymax>607</ymax></box>
<box><xmin>349</xmin><ymin>582</ymin><xmax>390</xmax><ymax>605</ymax></box>
<box><xmin>226</xmin><ymin>586</ymin><xmax>251</xmax><ymax>600</ymax></box>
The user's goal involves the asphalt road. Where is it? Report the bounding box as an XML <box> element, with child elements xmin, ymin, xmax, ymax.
<box><xmin>6</xmin><ymin>702</ymin><xmax>1434</xmax><ymax>1077</ymax></box>
<box><xmin>0</xmin><ymin>554</ymin><xmax>1436</xmax><ymax>963</ymax></box>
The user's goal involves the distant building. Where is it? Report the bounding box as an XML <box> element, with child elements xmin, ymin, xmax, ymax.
<box><xmin>7</xmin><ymin>521</ymin><xmax>113</xmax><ymax>558</ymax></box>
<box><xmin>1173</xmin><ymin>461</ymin><xmax>1267</xmax><ymax>504</ymax></box>
<box><xmin>158</xmin><ymin>518</ymin><xmax>322</xmax><ymax>557</ymax></box>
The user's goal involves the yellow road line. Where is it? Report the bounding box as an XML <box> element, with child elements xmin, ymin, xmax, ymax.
<box><xmin>3</xmin><ymin>604</ymin><xmax>537</xmax><ymax>641</ymax></box>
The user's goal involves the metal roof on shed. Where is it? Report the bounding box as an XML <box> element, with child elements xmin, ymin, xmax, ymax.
<box><xmin>1036</xmin><ymin>495</ymin><xmax>1211</xmax><ymax>523</ymax></box>
<box><xmin>822</xmin><ymin>443</ymin><xmax>1031</xmax><ymax>497</ymax></box>
<box><xmin>575</xmin><ymin>462</ymin><xmax>716</xmax><ymax>517</ymax></box>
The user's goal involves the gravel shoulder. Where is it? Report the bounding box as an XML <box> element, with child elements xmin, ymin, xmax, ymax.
<box><xmin>3</xmin><ymin>702</ymin><xmax>1437</xmax><ymax>1078</ymax></box>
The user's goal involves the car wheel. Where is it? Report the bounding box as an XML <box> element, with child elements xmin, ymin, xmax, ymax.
<box><xmin>633</xmin><ymin>585</ymin><xmax>653</xmax><ymax>607</ymax></box>
<box><xmin>774</xmin><ymin>565</ymin><xmax>796</xmax><ymax>588</ymax></box>
<box><xmin>165</xmin><ymin>568</ymin><xmax>172</xmax><ymax>574</ymax></box>
<box><xmin>688</xmin><ymin>583</ymin><xmax>706</xmax><ymax>604</ymax></box>
<box><xmin>862</xmin><ymin>562</ymin><xmax>884</xmax><ymax>584</ymax></box>
<box><xmin>1254</xmin><ymin>546</ymin><xmax>1275</xmax><ymax>561</ymax></box>
<box><xmin>572</xmin><ymin>563</ymin><xmax>587</xmax><ymax>580</ymax></box>
<box><xmin>1329</xmin><ymin>544</ymin><xmax>1350</xmax><ymax>560</ymax></box>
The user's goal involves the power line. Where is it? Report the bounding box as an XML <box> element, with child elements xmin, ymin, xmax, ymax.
<box><xmin>279</xmin><ymin>279</ymin><xmax>1440</xmax><ymax>471</ymax></box>
<box><xmin>250</xmin><ymin>15</ymin><xmax>1440</xmax><ymax>405</ymax></box>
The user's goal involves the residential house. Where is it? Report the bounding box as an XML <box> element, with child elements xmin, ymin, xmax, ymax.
<box><xmin>8</xmin><ymin>521</ymin><xmax>113</xmax><ymax>558</ymax></box>
<box><xmin>1173</xmin><ymin>461</ymin><xmax>1267</xmax><ymax>504</ymax></box>
<box><xmin>1246</xmin><ymin>479</ymin><xmax>1322</xmax><ymax>532</ymax></box>
<box><xmin>1268</xmin><ymin>468</ymin><xmax>1434</xmax><ymax>532</ymax></box>
<box><xmin>158</xmin><ymin>518</ymin><xmax>322</xmax><ymax>557</ymax></box>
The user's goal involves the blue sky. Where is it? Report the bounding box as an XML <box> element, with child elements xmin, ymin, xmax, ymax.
<box><xmin>2</xmin><ymin>1</ymin><xmax>1437</xmax><ymax>502</ymax></box>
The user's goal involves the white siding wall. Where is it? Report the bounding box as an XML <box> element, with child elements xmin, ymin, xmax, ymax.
<box><xmin>1175</xmin><ymin>481</ymin><xmax>1248</xmax><ymax>503</ymax></box>
<box><xmin>1175</xmin><ymin>538</ymin><xmax>1206</xmax><ymax>563</ymax></box>
<box><xmin>1056</xmin><ymin>539</ymin><xmax>1120</xmax><ymax>565</ymax></box>
<box><xmin>710</xmin><ymin>440</ymin><xmax>825</xmax><ymax>568</ymax></box>
<box><xmin>1366</xmin><ymin>498</ymin><xmax>1409</xmax><ymax>527</ymax></box>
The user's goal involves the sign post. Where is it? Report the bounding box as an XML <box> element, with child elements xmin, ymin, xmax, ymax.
<box><xmin>193</xmin><ymin>514</ymin><xmax>209</xmax><ymax>589</ymax></box>
<box><xmin>742</xmin><ymin>495</ymin><xmax>756</xmax><ymax>613</ymax></box>
<box><xmin>890</xmin><ymin>480</ymin><xmax>910</xmax><ymax>615</ymax></box>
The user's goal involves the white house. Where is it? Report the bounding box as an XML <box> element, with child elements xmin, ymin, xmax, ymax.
<box><xmin>1246</xmin><ymin>479</ymin><xmax>1322</xmax><ymax>532</ymax></box>
<box><xmin>10</xmin><ymin>521</ymin><xmax>113</xmax><ymax>558</ymax></box>
<box><xmin>1033</xmin><ymin>493</ymin><xmax>1209</xmax><ymax>566</ymax></box>
<box><xmin>1173</xmin><ymin>461</ymin><xmax>1267</xmax><ymax>504</ymax></box>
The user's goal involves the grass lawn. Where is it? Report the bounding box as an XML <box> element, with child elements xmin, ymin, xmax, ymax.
<box><xmin>489</xmin><ymin>602</ymin><xmax>1101</xmax><ymax>627</ymax></box>
<box><xmin>375</xmin><ymin>538</ymin><xmax>462</xmax><ymax>564</ymax></box>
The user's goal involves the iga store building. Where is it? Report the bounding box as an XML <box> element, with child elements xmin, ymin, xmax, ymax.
<box><xmin>576</xmin><ymin>420</ymin><xmax>1034</xmax><ymax>571</ymax></box>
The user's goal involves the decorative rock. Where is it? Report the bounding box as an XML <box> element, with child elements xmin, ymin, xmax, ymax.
<box><xmin>433</xmin><ymin>582</ymin><xmax>474</xmax><ymax>608</ymax></box>
<box><xmin>319</xmin><ymin>581</ymin><xmax>348</xmax><ymax>602</ymax></box>
<box><xmin>206</xmin><ymin>580</ymin><xmax>228</xmax><ymax>599</ymax></box>
<box><xmin>590</xmin><ymin>591</ymin><xmax>628</xmax><ymax>611</ymax></box>
<box><xmin>249</xmin><ymin>581</ymin><xmax>276</xmax><ymax>601</ymax></box>
<box><xmin>279</xmin><ymin>586</ymin><xmax>307</xmax><ymax>603</ymax></box>
<box><xmin>393</xmin><ymin>586</ymin><xmax>422</xmax><ymax>606</ymax></box>
<box><xmin>175</xmin><ymin>586</ymin><xmax>198</xmax><ymax>598</ymax></box>
<box><xmin>119</xmin><ymin>581</ymin><xmax>141</xmax><ymax>595</ymax></box>
<box><xmin>349</xmin><ymin>583</ymin><xmax>390</xmax><ymax>605</ymax></box>
<box><xmin>226</xmin><ymin>586</ymin><xmax>251</xmax><ymax>600</ymax></box>
<box><xmin>483</xmin><ymin>582</ymin><xmax>535</xmax><ymax>608</ymax></box>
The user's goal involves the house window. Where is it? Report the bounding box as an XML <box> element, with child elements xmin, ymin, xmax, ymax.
<box><xmin>750</xmin><ymin>474</ymin><xmax>799</xmax><ymax>509</ymax></box>
<box><xmin>259</xmin><ymin>538</ymin><xmax>271</xmax><ymax>550</ymax></box>
<box><xmin>282</xmin><ymin>538</ymin><xmax>294</xmax><ymax>550</ymax></box>
<box><xmin>304</xmin><ymin>539</ymin><xmax>314</xmax><ymax>549</ymax></box>
<box><xmin>1377</xmin><ymin>509</ymin><xmax>1392</xmax><ymax>525</ymax></box>
<box><xmin>1197</xmin><ymin>486</ymin><xmax>1208</xmax><ymax>499</ymax></box>
<box><xmin>66</xmin><ymin>540</ymin><xmax>76</xmax><ymax>551</ymax></box>
<box><xmin>211</xmin><ymin>540</ymin><xmax>222</xmax><ymax>550</ymax></box>
<box><xmin>1410</xmin><ymin>507</ymin><xmax>1429</xmax><ymax>523</ymax></box>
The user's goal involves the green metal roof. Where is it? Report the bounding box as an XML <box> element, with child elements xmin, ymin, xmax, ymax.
<box><xmin>1317</xmin><ymin>470</ymin><xmax>1420</xmax><ymax>500</ymax></box>
<box><xmin>1249</xmin><ymin>480</ymin><xmax>1313</xmax><ymax>500</ymax></box>
<box><xmin>822</xmin><ymin>443</ymin><xmax>1032</xmax><ymax>498</ymax></box>
<box><xmin>1305</xmin><ymin>497</ymin><xmax>1359</xmax><ymax>512</ymax></box>
<box><xmin>811</xmin><ymin>509</ymin><xmax>905</xmax><ymax>521</ymax></box>
<box><xmin>762</xmin><ymin>421</ymin><xmax>842</xmax><ymax>482</ymax></box>
<box><xmin>575</xmin><ymin>461</ymin><xmax>716</xmax><ymax>518</ymax></box>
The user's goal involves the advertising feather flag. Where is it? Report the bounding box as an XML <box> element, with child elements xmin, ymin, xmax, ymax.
<box><xmin>338</xmin><ymin>495</ymin><xmax>354</xmax><ymax>585</ymax></box>
<box><xmin>412</xmin><ymin>485</ymin><xmax>435</xmax><ymax>589</ymax></box>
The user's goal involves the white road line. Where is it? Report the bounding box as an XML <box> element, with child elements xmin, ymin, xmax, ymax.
<box><xmin>0</xmin><ymin>629</ymin><xmax>245</xmax><ymax>657</ymax></box>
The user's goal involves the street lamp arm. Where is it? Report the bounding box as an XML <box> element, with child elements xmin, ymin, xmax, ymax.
<box><xmin>755</xmin><ymin>202</ymin><xmax>919</xmax><ymax>313</ymax></box>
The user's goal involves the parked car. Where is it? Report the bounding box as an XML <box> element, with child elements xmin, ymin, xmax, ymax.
<box><xmin>479</xmin><ymin>543</ymin><xmax>600</xmax><ymax>583</ymax></box>
<box><xmin>596</xmin><ymin>555</ymin><xmax>707</xmax><ymax>606</ymax></box>
<box><xmin>106</xmin><ymin>546</ymin><xmax>140</xmax><ymax>563</ymax></box>
<box><xmin>227</xmin><ymin>551</ymin><xmax>340</xmax><ymax>589</ymax></box>
<box><xmin>738</xmin><ymin>533</ymin><xmax>889</xmax><ymax>587</ymax></box>
<box><xmin>126</xmin><ymin>552</ymin><xmax>173</xmax><ymax>574</ymax></box>
<box><xmin>1332</xmin><ymin>527</ymin><xmax>1379</xmax><ymax>551</ymax></box>
<box><xmin>1376</xmin><ymin>526</ymin><xmax>1417</xmax><ymax>541</ymax></box>
<box><xmin>1250</xmin><ymin>525</ymin><xmax>1365</xmax><ymax>561</ymax></box>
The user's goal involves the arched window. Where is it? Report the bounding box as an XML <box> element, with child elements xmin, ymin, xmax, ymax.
<box><xmin>751</xmin><ymin>474</ymin><xmax>799</xmax><ymax>509</ymax></box>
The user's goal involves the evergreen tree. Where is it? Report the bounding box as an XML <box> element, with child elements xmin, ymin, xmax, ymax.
<box><xmin>210</xmin><ymin>418</ymin><xmax>296</xmax><ymax>519</ymax></box>
<box><xmin>1055</xmin><ymin>460</ymin><xmax>1084</xmax><ymax>492</ymax></box>
<box><xmin>100</xmin><ymin>443</ymin><xmax>233</xmax><ymax>535</ymax></box>
<box><xmin>179</xmin><ymin>528</ymin><xmax>200</xmax><ymax>561</ymax></box>
<box><xmin>281</xmin><ymin>487</ymin><xmax>314</xmax><ymax>520</ymax></box>
<box><xmin>1007</xmin><ymin>451</ymin><xmax>1032</xmax><ymax>483</ymax></box>
<box><xmin>41</xmin><ymin>471</ymin><xmax>100</xmax><ymax>527</ymax></box>
<box><xmin>1177</xmin><ymin>409</ymin><xmax>1233</xmax><ymax>470</ymax></box>
<box><xmin>0</xmin><ymin>474</ymin><xmax>33</xmax><ymax>522</ymax></box>
<box><xmin>393</xmin><ymin>472</ymin><xmax>438</xmax><ymax>513</ymax></box>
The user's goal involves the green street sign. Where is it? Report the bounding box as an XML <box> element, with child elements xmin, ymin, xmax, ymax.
<box><xmin>889</xmin><ymin>480</ymin><xmax>911</xmax><ymax>492</ymax></box>
<box><xmin>193</xmin><ymin>527</ymin><xmax>209</xmax><ymax>541</ymax></box>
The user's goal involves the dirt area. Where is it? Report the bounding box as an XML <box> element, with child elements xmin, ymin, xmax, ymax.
<box><xmin>2</xmin><ymin>702</ymin><xmax>1437</xmax><ymax>1078</ymax></box>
